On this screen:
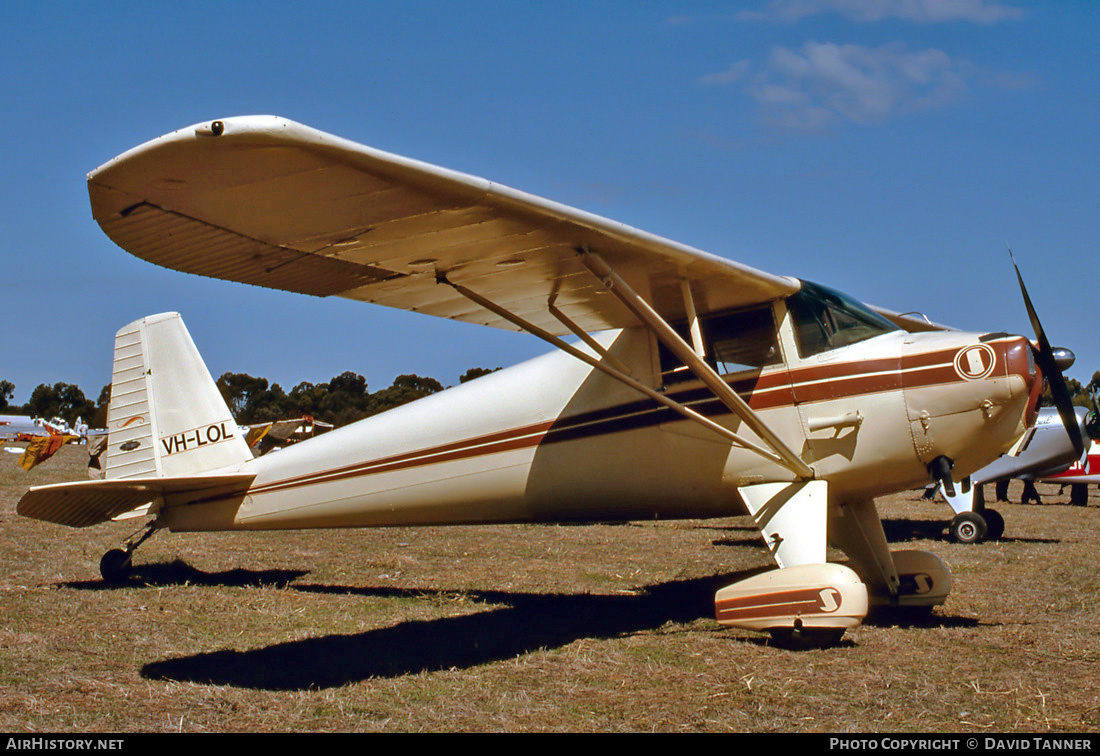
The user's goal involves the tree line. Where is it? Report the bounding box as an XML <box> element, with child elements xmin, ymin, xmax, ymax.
<box><xmin>0</xmin><ymin>380</ymin><xmax>108</xmax><ymax>428</ymax></box>
<box><xmin>215</xmin><ymin>367</ymin><xmax>496</xmax><ymax>426</ymax></box>
<box><xmin>0</xmin><ymin>367</ymin><xmax>500</xmax><ymax>429</ymax></box>
<box><xmin>1045</xmin><ymin>372</ymin><xmax>1100</xmax><ymax>412</ymax></box>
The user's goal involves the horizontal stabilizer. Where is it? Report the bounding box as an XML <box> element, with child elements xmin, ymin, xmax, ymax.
<box><xmin>17</xmin><ymin>473</ymin><xmax>255</xmax><ymax>528</ymax></box>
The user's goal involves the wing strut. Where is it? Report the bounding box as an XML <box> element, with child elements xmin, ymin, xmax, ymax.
<box><xmin>441</xmin><ymin>262</ymin><xmax>813</xmax><ymax>479</ymax></box>
<box><xmin>547</xmin><ymin>295</ymin><xmax>632</xmax><ymax>375</ymax></box>
<box><xmin>680</xmin><ymin>277</ymin><xmax>707</xmax><ymax>358</ymax></box>
<box><xmin>442</xmin><ymin>275</ymin><xmax>793</xmax><ymax>467</ymax></box>
<box><xmin>579</xmin><ymin>250</ymin><xmax>814</xmax><ymax>480</ymax></box>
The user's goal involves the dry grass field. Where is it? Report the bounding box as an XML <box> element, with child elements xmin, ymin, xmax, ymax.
<box><xmin>2</xmin><ymin>444</ymin><xmax>1099</xmax><ymax>733</ymax></box>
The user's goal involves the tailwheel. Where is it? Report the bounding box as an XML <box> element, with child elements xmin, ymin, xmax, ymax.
<box><xmin>948</xmin><ymin>511</ymin><xmax>987</xmax><ymax>544</ymax></box>
<box><xmin>99</xmin><ymin>549</ymin><xmax>133</xmax><ymax>584</ymax></box>
<box><xmin>983</xmin><ymin>508</ymin><xmax>1005</xmax><ymax>540</ymax></box>
<box><xmin>99</xmin><ymin>521</ymin><xmax>161</xmax><ymax>584</ymax></box>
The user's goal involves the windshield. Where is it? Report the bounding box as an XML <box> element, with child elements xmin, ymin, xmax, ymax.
<box><xmin>787</xmin><ymin>280</ymin><xmax>900</xmax><ymax>358</ymax></box>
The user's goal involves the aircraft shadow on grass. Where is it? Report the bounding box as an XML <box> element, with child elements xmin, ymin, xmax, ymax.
<box><xmin>64</xmin><ymin>559</ymin><xmax>308</xmax><ymax>590</ymax></box>
<box><xmin>706</xmin><ymin>517</ymin><xmax>1057</xmax><ymax>547</ymax></box>
<box><xmin>881</xmin><ymin>518</ymin><xmax>1060</xmax><ymax>545</ymax></box>
<box><xmin>132</xmin><ymin>562</ymin><xmax>980</xmax><ymax>691</ymax></box>
<box><xmin>138</xmin><ymin>570</ymin><xmax>750</xmax><ymax>690</ymax></box>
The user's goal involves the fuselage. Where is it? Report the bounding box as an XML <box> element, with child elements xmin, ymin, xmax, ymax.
<box><xmin>162</xmin><ymin>287</ymin><xmax>1038</xmax><ymax>533</ymax></box>
<box><xmin>1042</xmin><ymin>440</ymin><xmax>1100</xmax><ymax>484</ymax></box>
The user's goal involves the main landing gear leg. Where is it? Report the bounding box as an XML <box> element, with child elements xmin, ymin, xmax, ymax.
<box><xmin>716</xmin><ymin>481</ymin><xmax>869</xmax><ymax>648</ymax></box>
<box><xmin>829</xmin><ymin>497</ymin><xmax>952</xmax><ymax>620</ymax></box>
<box><xmin>99</xmin><ymin>521</ymin><xmax>161</xmax><ymax>584</ymax></box>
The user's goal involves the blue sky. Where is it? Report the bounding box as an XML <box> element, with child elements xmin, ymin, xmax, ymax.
<box><xmin>2</xmin><ymin>1</ymin><xmax>1097</xmax><ymax>406</ymax></box>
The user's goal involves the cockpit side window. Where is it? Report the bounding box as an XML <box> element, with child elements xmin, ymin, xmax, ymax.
<box><xmin>658</xmin><ymin>305</ymin><xmax>781</xmax><ymax>385</ymax></box>
<box><xmin>787</xmin><ymin>280</ymin><xmax>899</xmax><ymax>359</ymax></box>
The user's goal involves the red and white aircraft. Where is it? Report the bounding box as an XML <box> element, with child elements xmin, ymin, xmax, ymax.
<box><xmin>1039</xmin><ymin>439</ymin><xmax>1100</xmax><ymax>503</ymax></box>
<box><xmin>17</xmin><ymin>116</ymin><xmax>1079</xmax><ymax>645</ymax></box>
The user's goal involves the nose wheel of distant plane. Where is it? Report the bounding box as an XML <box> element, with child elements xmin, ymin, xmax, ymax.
<box><xmin>982</xmin><ymin>509</ymin><xmax>1005</xmax><ymax>540</ymax></box>
<box><xmin>949</xmin><ymin>512</ymin><xmax>985</xmax><ymax>544</ymax></box>
<box><xmin>948</xmin><ymin>509</ymin><xmax>1003</xmax><ymax>544</ymax></box>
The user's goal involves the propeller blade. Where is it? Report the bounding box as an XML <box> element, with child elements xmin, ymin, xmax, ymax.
<box><xmin>1010</xmin><ymin>251</ymin><xmax>1085</xmax><ymax>458</ymax></box>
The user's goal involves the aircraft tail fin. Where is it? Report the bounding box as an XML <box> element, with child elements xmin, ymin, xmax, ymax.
<box><xmin>106</xmin><ymin>313</ymin><xmax>253</xmax><ymax>479</ymax></box>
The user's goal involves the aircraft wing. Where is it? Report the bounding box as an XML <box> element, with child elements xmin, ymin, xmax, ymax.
<box><xmin>88</xmin><ymin>116</ymin><xmax>799</xmax><ymax>334</ymax></box>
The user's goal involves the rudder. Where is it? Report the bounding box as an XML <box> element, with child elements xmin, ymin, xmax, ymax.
<box><xmin>106</xmin><ymin>313</ymin><xmax>252</xmax><ymax>479</ymax></box>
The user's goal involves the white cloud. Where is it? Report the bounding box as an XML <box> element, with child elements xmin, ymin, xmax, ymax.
<box><xmin>704</xmin><ymin>42</ymin><xmax>977</xmax><ymax>132</ymax></box>
<box><xmin>739</xmin><ymin>0</ymin><xmax>1024</xmax><ymax>24</ymax></box>
<box><xmin>699</xmin><ymin>60</ymin><xmax>752</xmax><ymax>86</ymax></box>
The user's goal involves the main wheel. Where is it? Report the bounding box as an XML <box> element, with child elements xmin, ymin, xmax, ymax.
<box><xmin>983</xmin><ymin>508</ymin><xmax>1005</xmax><ymax>540</ymax></box>
<box><xmin>949</xmin><ymin>512</ymin><xmax>988</xmax><ymax>544</ymax></box>
<box><xmin>99</xmin><ymin>549</ymin><xmax>132</xmax><ymax>584</ymax></box>
<box><xmin>888</xmin><ymin>605</ymin><xmax>936</xmax><ymax>624</ymax></box>
<box><xmin>768</xmin><ymin>626</ymin><xmax>846</xmax><ymax>649</ymax></box>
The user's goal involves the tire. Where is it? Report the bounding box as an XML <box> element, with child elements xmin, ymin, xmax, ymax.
<box><xmin>983</xmin><ymin>508</ymin><xmax>1005</xmax><ymax>540</ymax></box>
<box><xmin>892</xmin><ymin>605</ymin><xmax>936</xmax><ymax>623</ymax></box>
<box><xmin>949</xmin><ymin>512</ymin><xmax>987</xmax><ymax>544</ymax></box>
<box><xmin>769</xmin><ymin>627</ymin><xmax>846</xmax><ymax>649</ymax></box>
<box><xmin>99</xmin><ymin>549</ymin><xmax>132</xmax><ymax>584</ymax></box>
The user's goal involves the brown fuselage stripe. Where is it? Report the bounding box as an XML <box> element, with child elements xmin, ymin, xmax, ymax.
<box><xmin>250</xmin><ymin>422</ymin><xmax>556</xmax><ymax>494</ymax></box>
<box><xmin>253</xmin><ymin>432</ymin><xmax>553</xmax><ymax>495</ymax></box>
<box><xmin>249</xmin><ymin>341</ymin><xmax>1028</xmax><ymax>497</ymax></box>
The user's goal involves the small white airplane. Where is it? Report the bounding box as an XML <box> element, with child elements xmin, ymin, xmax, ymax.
<box><xmin>932</xmin><ymin>403</ymin><xmax>1096</xmax><ymax>543</ymax></box>
<box><xmin>0</xmin><ymin>415</ymin><xmax>41</xmax><ymax>439</ymax></box>
<box><xmin>0</xmin><ymin>415</ymin><xmax>86</xmax><ymax>440</ymax></box>
<box><xmin>17</xmin><ymin>116</ymin><xmax>1082</xmax><ymax>646</ymax></box>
